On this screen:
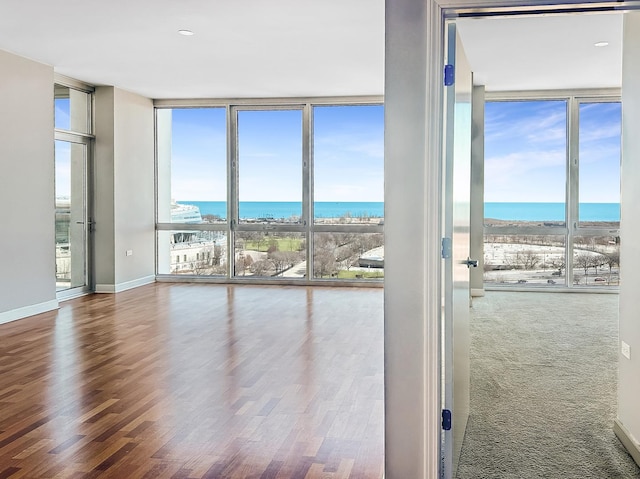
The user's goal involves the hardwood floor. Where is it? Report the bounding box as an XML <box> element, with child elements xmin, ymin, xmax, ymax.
<box><xmin>0</xmin><ymin>284</ymin><xmax>384</xmax><ymax>478</ymax></box>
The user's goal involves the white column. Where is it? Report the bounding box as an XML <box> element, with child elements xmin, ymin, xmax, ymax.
<box><xmin>615</xmin><ymin>10</ymin><xmax>640</xmax><ymax>467</ymax></box>
<box><xmin>94</xmin><ymin>87</ymin><xmax>155</xmax><ymax>292</ymax></box>
<box><xmin>384</xmin><ymin>0</ymin><xmax>443</xmax><ymax>476</ymax></box>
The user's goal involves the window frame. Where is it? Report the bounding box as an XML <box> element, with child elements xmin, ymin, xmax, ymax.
<box><xmin>53</xmin><ymin>75</ymin><xmax>95</xmax><ymax>300</ymax></box>
<box><xmin>154</xmin><ymin>96</ymin><xmax>384</xmax><ymax>285</ymax></box>
<box><xmin>483</xmin><ymin>89</ymin><xmax>621</xmax><ymax>290</ymax></box>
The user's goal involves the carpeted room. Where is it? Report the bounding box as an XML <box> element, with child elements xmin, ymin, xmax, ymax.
<box><xmin>456</xmin><ymin>291</ymin><xmax>640</xmax><ymax>479</ymax></box>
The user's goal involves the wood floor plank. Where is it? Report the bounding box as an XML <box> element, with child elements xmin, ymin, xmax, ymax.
<box><xmin>0</xmin><ymin>284</ymin><xmax>384</xmax><ymax>478</ymax></box>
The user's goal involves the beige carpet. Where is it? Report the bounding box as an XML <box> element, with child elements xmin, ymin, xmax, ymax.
<box><xmin>456</xmin><ymin>291</ymin><xmax>640</xmax><ymax>479</ymax></box>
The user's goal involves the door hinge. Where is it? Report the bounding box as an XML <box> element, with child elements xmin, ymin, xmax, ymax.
<box><xmin>444</xmin><ymin>64</ymin><xmax>455</xmax><ymax>86</ymax></box>
<box><xmin>441</xmin><ymin>237</ymin><xmax>452</xmax><ymax>259</ymax></box>
<box><xmin>442</xmin><ymin>409</ymin><xmax>452</xmax><ymax>431</ymax></box>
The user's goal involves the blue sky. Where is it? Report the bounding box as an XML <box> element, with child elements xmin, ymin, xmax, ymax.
<box><xmin>54</xmin><ymin>140</ymin><xmax>87</xmax><ymax>200</ymax></box>
<box><xmin>485</xmin><ymin>100</ymin><xmax>621</xmax><ymax>203</ymax></box>
<box><xmin>313</xmin><ymin>105</ymin><xmax>384</xmax><ymax>202</ymax></box>
<box><xmin>54</xmin><ymin>99</ymin><xmax>75</xmax><ymax>199</ymax></box>
<box><xmin>238</xmin><ymin>109</ymin><xmax>302</xmax><ymax>203</ymax></box>
<box><xmin>55</xmin><ymin>101</ymin><xmax>384</xmax><ymax>204</ymax></box>
<box><xmin>578</xmin><ymin>102</ymin><xmax>621</xmax><ymax>204</ymax></box>
<box><xmin>55</xmin><ymin>98</ymin><xmax>71</xmax><ymax>130</ymax></box>
<box><xmin>170</xmin><ymin>105</ymin><xmax>384</xmax><ymax>202</ymax></box>
<box><xmin>170</xmin><ymin>108</ymin><xmax>227</xmax><ymax>202</ymax></box>
<box><xmin>55</xmin><ymin>98</ymin><xmax>620</xmax><ymax>205</ymax></box>
<box><xmin>54</xmin><ymin>140</ymin><xmax>71</xmax><ymax>197</ymax></box>
<box><xmin>171</xmin><ymin>101</ymin><xmax>619</xmax><ymax>204</ymax></box>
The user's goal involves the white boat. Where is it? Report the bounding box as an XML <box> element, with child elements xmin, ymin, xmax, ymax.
<box><xmin>171</xmin><ymin>202</ymin><xmax>202</xmax><ymax>223</ymax></box>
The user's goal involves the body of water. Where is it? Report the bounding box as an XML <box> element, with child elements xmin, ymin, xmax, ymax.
<box><xmin>176</xmin><ymin>201</ymin><xmax>620</xmax><ymax>222</ymax></box>
<box><xmin>181</xmin><ymin>201</ymin><xmax>384</xmax><ymax>219</ymax></box>
<box><xmin>485</xmin><ymin>202</ymin><xmax>620</xmax><ymax>222</ymax></box>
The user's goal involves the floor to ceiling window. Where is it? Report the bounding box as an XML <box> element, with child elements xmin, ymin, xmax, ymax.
<box><xmin>155</xmin><ymin>100</ymin><xmax>384</xmax><ymax>282</ymax></box>
<box><xmin>156</xmin><ymin>107</ymin><xmax>227</xmax><ymax>277</ymax></box>
<box><xmin>483</xmin><ymin>94</ymin><xmax>621</xmax><ymax>288</ymax></box>
<box><xmin>54</xmin><ymin>81</ymin><xmax>94</xmax><ymax>298</ymax></box>
<box><xmin>312</xmin><ymin>105</ymin><xmax>384</xmax><ymax>279</ymax></box>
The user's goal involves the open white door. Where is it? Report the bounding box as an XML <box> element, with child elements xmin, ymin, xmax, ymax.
<box><xmin>441</xmin><ymin>22</ymin><xmax>474</xmax><ymax>479</ymax></box>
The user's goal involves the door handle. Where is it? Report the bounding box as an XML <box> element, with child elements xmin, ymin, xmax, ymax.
<box><xmin>464</xmin><ymin>257</ymin><xmax>478</xmax><ymax>268</ymax></box>
<box><xmin>76</xmin><ymin>220</ymin><xmax>96</xmax><ymax>232</ymax></box>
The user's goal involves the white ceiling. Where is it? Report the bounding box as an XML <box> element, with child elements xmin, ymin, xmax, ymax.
<box><xmin>457</xmin><ymin>12</ymin><xmax>623</xmax><ymax>91</ymax></box>
<box><xmin>0</xmin><ymin>0</ymin><xmax>385</xmax><ymax>99</ymax></box>
<box><xmin>0</xmin><ymin>1</ymin><xmax>624</xmax><ymax>99</ymax></box>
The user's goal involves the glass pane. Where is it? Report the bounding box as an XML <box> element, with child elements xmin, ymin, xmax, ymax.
<box><xmin>578</xmin><ymin>102</ymin><xmax>621</xmax><ymax>227</ymax></box>
<box><xmin>234</xmin><ymin>232</ymin><xmax>306</xmax><ymax>278</ymax></box>
<box><xmin>54</xmin><ymin>84</ymin><xmax>90</xmax><ymax>133</ymax></box>
<box><xmin>573</xmin><ymin>236</ymin><xmax>620</xmax><ymax>286</ymax></box>
<box><xmin>55</xmin><ymin>141</ymin><xmax>87</xmax><ymax>290</ymax></box>
<box><xmin>313</xmin><ymin>105</ymin><xmax>384</xmax><ymax>225</ymax></box>
<box><xmin>313</xmin><ymin>232</ymin><xmax>384</xmax><ymax>280</ymax></box>
<box><xmin>156</xmin><ymin>108</ymin><xmax>227</xmax><ymax>224</ymax></box>
<box><xmin>484</xmin><ymin>101</ymin><xmax>567</xmax><ymax>227</ymax></box>
<box><xmin>157</xmin><ymin>231</ymin><xmax>227</xmax><ymax>276</ymax></box>
<box><xmin>237</xmin><ymin>110</ymin><xmax>303</xmax><ymax>223</ymax></box>
<box><xmin>483</xmin><ymin>234</ymin><xmax>565</xmax><ymax>286</ymax></box>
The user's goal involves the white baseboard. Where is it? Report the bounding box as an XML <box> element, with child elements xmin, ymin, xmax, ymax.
<box><xmin>95</xmin><ymin>283</ymin><xmax>116</xmax><ymax>293</ymax></box>
<box><xmin>95</xmin><ymin>275</ymin><xmax>155</xmax><ymax>294</ymax></box>
<box><xmin>614</xmin><ymin>418</ymin><xmax>640</xmax><ymax>467</ymax></box>
<box><xmin>0</xmin><ymin>299</ymin><xmax>59</xmax><ymax>325</ymax></box>
<box><xmin>471</xmin><ymin>288</ymin><xmax>485</xmax><ymax>297</ymax></box>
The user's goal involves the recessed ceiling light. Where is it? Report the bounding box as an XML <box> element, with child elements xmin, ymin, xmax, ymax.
<box><xmin>178</xmin><ymin>29</ymin><xmax>194</xmax><ymax>36</ymax></box>
<box><xmin>594</xmin><ymin>41</ymin><xmax>609</xmax><ymax>47</ymax></box>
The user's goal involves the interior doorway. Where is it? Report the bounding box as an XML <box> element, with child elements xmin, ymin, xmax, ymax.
<box><xmin>445</xmin><ymin>9</ymin><xmax>634</xmax><ymax>478</ymax></box>
<box><xmin>382</xmin><ymin>3</ymin><xmax>640</xmax><ymax>478</ymax></box>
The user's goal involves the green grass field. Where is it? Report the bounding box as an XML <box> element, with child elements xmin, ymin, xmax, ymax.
<box><xmin>243</xmin><ymin>237</ymin><xmax>303</xmax><ymax>252</ymax></box>
<box><xmin>337</xmin><ymin>270</ymin><xmax>384</xmax><ymax>279</ymax></box>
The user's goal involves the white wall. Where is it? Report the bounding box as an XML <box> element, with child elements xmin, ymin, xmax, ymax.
<box><xmin>616</xmin><ymin>11</ymin><xmax>640</xmax><ymax>466</ymax></box>
<box><xmin>0</xmin><ymin>49</ymin><xmax>57</xmax><ymax>322</ymax></box>
<box><xmin>94</xmin><ymin>87</ymin><xmax>155</xmax><ymax>293</ymax></box>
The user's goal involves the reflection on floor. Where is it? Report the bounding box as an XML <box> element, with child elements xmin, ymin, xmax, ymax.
<box><xmin>0</xmin><ymin>283</ymin><xmax>384</xmax><ymax>478</ymax></box>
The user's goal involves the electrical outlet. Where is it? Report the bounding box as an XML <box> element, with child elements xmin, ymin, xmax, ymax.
<box><xmin>621</xmin><ymin>341</ymin><xmax>631</xmax><ymax>360</ymax></box>
<box><xmin>126</xmin><ymin>250</ymin><xmax>133</xmax><ymax>256</ymax></box>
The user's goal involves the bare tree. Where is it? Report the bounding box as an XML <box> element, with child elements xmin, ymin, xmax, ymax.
<box><xmin>590</xmin><ymin>254</ymin><xmax>605</xmax><ymax>275</ymax></box>
<box><xmin>574</xmin><ymin>253</ymin><xmax>592</xmax><ymax>278</ymax></box>
<box><xmin>549</xmin><ymin>256</ymin><xmax>565</xmax><ymax>275</ymax></box>
<box><xmin>269</xmin><ymin>251</ymin><xmax>289</xmax><ymax>274</ymax></box>
<box><xmin>335</xmin><ymin>242</ymin><xmax>359</xmax><ymax>271</ymax></box>
<box><xmin>605</xmin><ymin>250</ymin><xmax>620</xmax><ymax>272</ymax></box>
<box><xmin>191</xmin><ymin>261</ymin><xmax>208</xmax><ymax>275</ymax></box>
<box><xmin>518</xmin><ymin>251</ymin><xmax>541</xmax><ymax>270</ymax></box>
<box><xmin>213</xmin><ymin>245</ymin><xmax>223</xmax><ymax>266</ymax></box>
<box><xmin>251</xmin><ymin>259</ymin><xmax>272</xmax><ymax>276</ymax></box>
<box><xmin>314</xmin><ymin>250</ymin><xmax>336</xmax><ymax>278</ymax></box>
<box><xmin>505</xmin><ymin>251</ymin><xmax>526</xmax><ymax>270</ymax></box>
<box><xmin>234</xmin><ymin>252</ymin><xmax>253</xmax><ymax>276</ymax></box>
<box><xmin>201</xmin><ymin>214</ymin><xmax>222</xmax><ymax>223</ymax></box>
<box><xmin>235</xmin><ymin>257</ymin><xmax>245</xmax><ymax>276</ymax></box>
<box><xmin>313</xmin><ymin>233</ymin><xmax>337</xmax><ymax>278</ymax></box>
